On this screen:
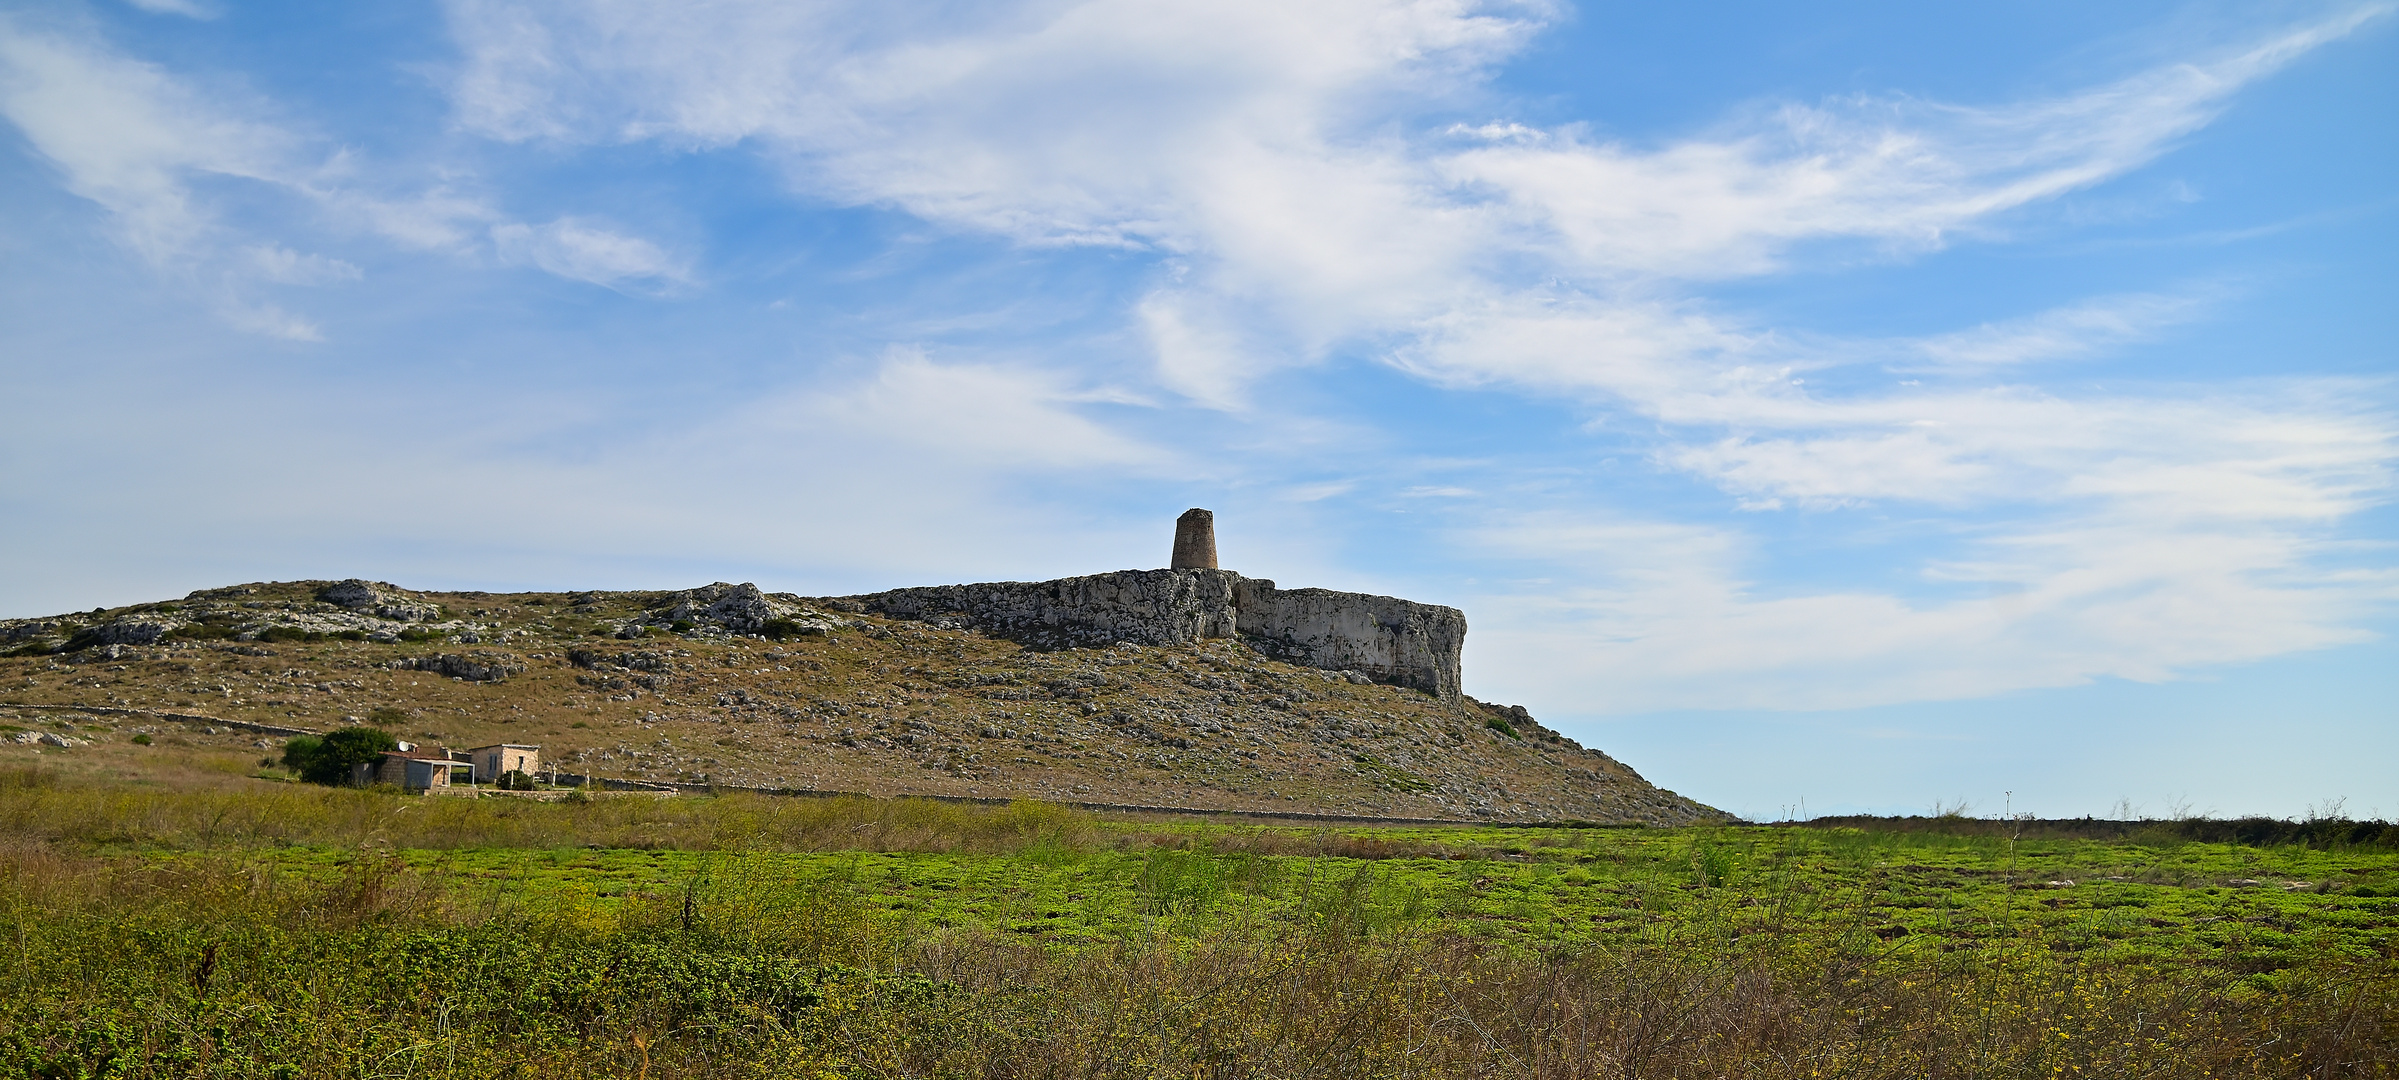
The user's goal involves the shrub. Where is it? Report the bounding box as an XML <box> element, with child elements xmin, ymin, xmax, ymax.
<box><xmin>1484</xmin><ymin>716</ymin><xmax>1519</xmax><ymax>739</ymax></box>
<box><xmin>129</xmin><ymin>734</ymin><xmax>152</xmax><ymax>746</ymax></box>
<box><xmin>280</xmin><ymin>727</ymin><xmax>398</xmax><ymax>786</ymax></box>
<box><xmin>501</xmin><ymin>770</ymin><xmax>534</xmax><ymax>791</ymax></box>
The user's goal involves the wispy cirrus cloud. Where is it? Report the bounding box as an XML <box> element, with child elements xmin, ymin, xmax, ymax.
<box><xmin>443</xmin><ymin>1</ymin><xmax>2385</xmax><ymax>378</ymax></box>
<box><xmin>0</xmin><ymin>12</ymin><xmax>290</xmax><ymax>263</ymax></box>
<box><xmin>1442</xmin><ymin>9</ymin><xmax>2393</xmax><ymax>282</ymax></box>
<box><xmin>0</xmin><ymin>12</ymin><xmax>693</xmax><ymax>334</ymax></box>
<box><xmin>121</xmin><ymin>0</ymin><xmax>215</xmax><ymax>18</ymax></box>
<box><xmin>491</xmin><ymin>217</ymin><xmax>691</xmax><ymax>292</ymax></box>
<box><xmin>1460</xmin><ymin>502</ymin><xmax>2397</xmax><ymax>713</ymax></box>
<box><xmin>1907</xmin><ymin>290</ymin><xmax>2220</xmax><ymax>370</ymax></box>
<box><xmin>428</xmin><ymin>0</ymin><xmax>2398</xmax><ymax>710</ymax></box>
<box><xmin>4</xmin><ymin>1</ymin><xmax>2386</xmax><ymax>720</ymax></box>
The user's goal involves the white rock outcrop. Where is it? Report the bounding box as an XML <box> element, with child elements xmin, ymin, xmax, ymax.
<box><xmin>631</xmin><ymin>582</ymin><xmax>842</xmax><ymax>636</ymax></box>
<box><xmin>1233</xmin><ymin>579</ymin><xmax>1466</xmax><ymax>701</ymax></box>
<box><xmin>316</xmin><ymin>580</ymin><xmax>443</xmax><ymax>622</ymax></box>
<box><xmin>840</xmin><ymin>569</ymin><xmax>1466</xmax><ymax>700</ymax></box>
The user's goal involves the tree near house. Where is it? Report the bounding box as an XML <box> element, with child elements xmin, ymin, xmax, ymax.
<box><xmin>281</xmin><ymin>727</ymin><xmax>398</xmax><ymax>786</ymax></box>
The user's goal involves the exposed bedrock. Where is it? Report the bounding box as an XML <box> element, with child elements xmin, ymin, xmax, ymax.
<box><xmin>839</xmin><ymin>569</ymin><xmax>1465</xmax><ymax>700</ymax></box>
<box><xmin>1233</xmin><ymin>579</ymin><xmax>1465</xmax><ymax>701</ymax></box>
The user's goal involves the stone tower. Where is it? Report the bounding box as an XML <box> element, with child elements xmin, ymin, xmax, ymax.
<box><xmin>1171</xmin><ymin>508</ymin><xmax>1218</xmax><ymax>570</ymax></box>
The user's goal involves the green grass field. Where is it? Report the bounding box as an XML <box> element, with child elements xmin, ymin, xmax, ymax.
<box><xmin>5</xmin><ymin>772</ymin><xmax>2394</xmax><ymax>1078</ymax></box>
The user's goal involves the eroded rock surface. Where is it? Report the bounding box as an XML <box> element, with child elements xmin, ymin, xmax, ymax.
<box><xmin>840</xmin><ymin>569</ymin><xmax>1465</xmax><ymax>700</ymax></box>
<box><xmin>627</xmin><ymin>583</ymin><xmax>846</xmax><ymax>637</ymax></box>
<box><xmin>316</xmin><ymin>580</ymin><xmax>443</xmax><ymax>622</ymax></box>
<box><xmin>847</xmin><ymin>570</ymin><xmax>1238</xmax><ymax>648</ymax></box>
<box><xmin>1234</xmin><ymin>580</ymin><xmax>1465</xmax><ymax>700</ymax></box>
<box><xmin>391</xmin><ymin>650</ymin><xmax>525</xmax><ymax>682</ymax></box>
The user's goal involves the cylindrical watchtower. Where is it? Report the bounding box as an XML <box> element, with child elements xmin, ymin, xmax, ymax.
<box><xmin>1171</xmin><ymin>508</ymin><xmax>1218</xmax><ymax>570</ymax></box>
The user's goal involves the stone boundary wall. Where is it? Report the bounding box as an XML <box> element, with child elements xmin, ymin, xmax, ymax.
<box><xmin>836</xmin><ymin>569</ymin><xmax>1465</xmax><ymax>700</ymax></box>
<box><xmin>0</xmin><ymin>702</ymin><xmax>320</xmax><ymax>737</ymax></box>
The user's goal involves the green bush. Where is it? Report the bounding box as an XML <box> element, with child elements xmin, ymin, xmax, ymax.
<box><xmin>280</xmin><ymin>728</ymin><xmax>398</xmax><ymax>786</ymax></box>
<box><xmin>1484</xmin><ymin>716</ymin><xmax>1519</xmax><ymax>739</ymax></box>
<box><xmin>129</xmin><ymin>734</ymin><xmax>152</xmax><ymax>746</ymax></box>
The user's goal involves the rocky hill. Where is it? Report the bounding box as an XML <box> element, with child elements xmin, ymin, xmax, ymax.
<box><xmin>0</xmin><ymin>578</ymin><xmax>1726</xmax><ymax>824</ymax></box>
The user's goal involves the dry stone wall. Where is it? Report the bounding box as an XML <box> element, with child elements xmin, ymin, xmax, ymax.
<box><xmin>839</xmin><ymin>569</ymin><xmax>1465</xmax><ymax>700</ymax></box>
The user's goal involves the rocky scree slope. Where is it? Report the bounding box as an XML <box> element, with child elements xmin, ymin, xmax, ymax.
<box><xmin>0</xmin><ymin>580</ymin><xmax>1725</xmax><ymax>824</ymax></box>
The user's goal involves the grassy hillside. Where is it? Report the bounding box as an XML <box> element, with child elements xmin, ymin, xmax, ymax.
<box><xmin>0</xmin><ymin>579</ymin><xmax>1720</xmax><ymax>823</ymax></box>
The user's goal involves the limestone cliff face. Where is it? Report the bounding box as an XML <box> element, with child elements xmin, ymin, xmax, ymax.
<box><xmin>1232</xmin><ymin>579</ymin><xmax>1465</xmax><ymax>701</ymax></box>
<box><xmin>838</xmin><ymin>569</ymin><xmax>1465</xmax><ymax>700</ymax></box>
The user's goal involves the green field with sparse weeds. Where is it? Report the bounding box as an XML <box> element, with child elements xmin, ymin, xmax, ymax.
<box><xmin>4</xmin><ymin>770</ymin><xmax>2394</xmax><ymax>1077</ymax></box>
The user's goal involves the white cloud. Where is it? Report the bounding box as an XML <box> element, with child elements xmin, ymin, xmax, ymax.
<box><xmin>0</xmin><ymin>15</ymin><xmax>509</xmax><ymax>332</ymax></box>
<box><xmin>1461</xmin><ymin>509</ymin><xmax>2395</xmax><ymax>713</ymax></box>
<box><xmin>0</xmin><ymin>14</ymin><xmax>289</xmax><ymax>263</ymax></box>
<box><xmin>122</xmin><ymin>0</ymin><xmax>215</xmax><ymax>18</ymax></box>
<box><xmin>0</xmin><ymin>343</ymin><xmax>1179</xmax><ymax>602</ymax></box>
<box><xmin>219</xmin><ymin>300</ymin><xmax>323</xmax><ymax>342</ymax></box>
<box><xmin>1909</xmin><ymin>291</ymin><xmax>2215</xmax><ymax>369</ymax></box>
<box><xmin>441</xmin><ymin>1</ymin><xmax>2385</xmax><ymax>395</ymax></box>
<box><xmin>1662</xmin><ymin>385</ymin><xmax>2396</xmax><ymax>519</ymax></box>
<box><xmin>763</xmin><ymin>347</ymin><xmax>1175</xmax><ymax>473</ymax></box>
<box><xmin>1443</xmin><ymin>11</ymin><xmax>2390</xmax><ymax>283</ymax></box>
<box><xmin>431</xmin><ymin>1</ymin><xmax>2397</xmax><ymax>712</ymax></box>
<box><xmin>490</xmin><ymin>217</ymin><xmax>689</xmax><ymax>291</ymax></box>
<box><xmin>244</xmin><ymin>244</ymin><xmax>361</xmax><ymax>285</ymax></box>
<box><xmin>0</xmin><ymin>16</ymin><xmax>710</xmax><ymax>328</ymax></box>
<box><xmin>324</xmin><ymin>185</ymin><xmax>500</xmax><ymax>253</ymax></box>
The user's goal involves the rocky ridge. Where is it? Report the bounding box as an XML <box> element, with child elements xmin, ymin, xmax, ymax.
<box><xmin>0</xmin><ymin>579</ymin><xmax>1728</xmax><ymax>824</ymax></box>
<box><xmin>839</xmin><ymin>569</ymin><xmax>1468</xmax><ymax>699</ymax></box>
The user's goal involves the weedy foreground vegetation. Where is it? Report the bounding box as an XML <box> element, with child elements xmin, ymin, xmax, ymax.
<box><xmin>4</xmin><ymin>770</ymin><xmax>2394</xmax><ymax>1078</ymax></box>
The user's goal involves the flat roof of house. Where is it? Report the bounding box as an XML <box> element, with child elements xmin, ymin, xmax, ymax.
<box><xmin>466</xmin><ymin>743</ymin><xmax>541</xmax><ymax>751</ymax></box>
<box><xmin>381</xmin><ymin>748</ymin><xmax>458</xmax><ymax>761</ymax></box>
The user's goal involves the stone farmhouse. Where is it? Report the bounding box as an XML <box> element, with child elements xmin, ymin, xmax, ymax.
<box><xmin>353</xmin><ymin>742</ymin><xmax>541</xmax><ymax>791</ymax></box>
<box><xmin>358</xmin><ymin>747</ymin><xmax>467</xmax><ymax>790</ymax></box>
<box><xmin>467</xmin><ymin>743</ymin><xmax>541</xmax><ymax>783</ymax></box>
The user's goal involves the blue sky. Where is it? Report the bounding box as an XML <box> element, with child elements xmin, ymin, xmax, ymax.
<box><xmin>2</xmin><ymin>0</ymin><xmax>2392</xmax><ymax>820</ymax></box>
